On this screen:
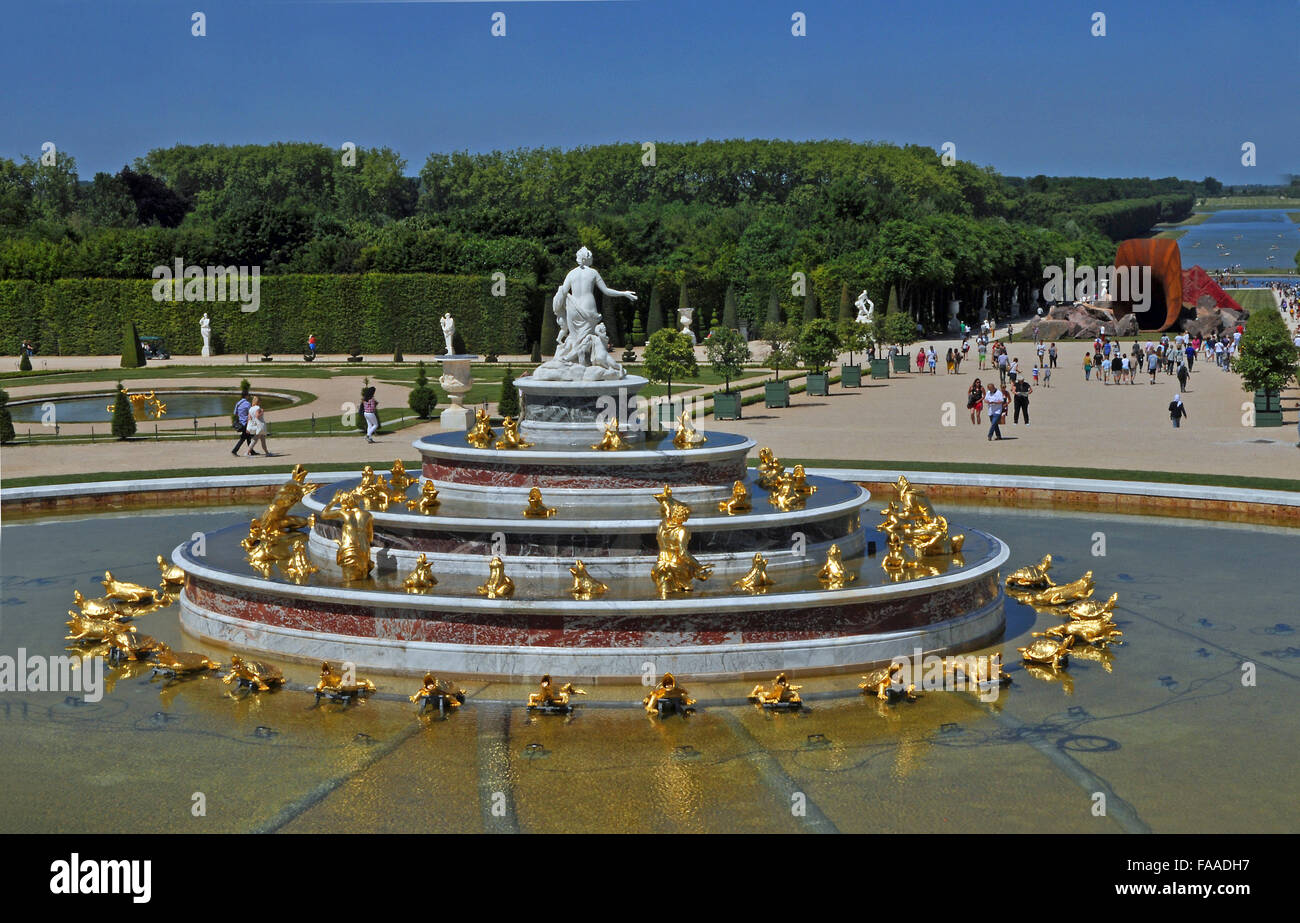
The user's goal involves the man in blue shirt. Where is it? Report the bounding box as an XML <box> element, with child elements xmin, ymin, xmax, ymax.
<box><xmin>231</xmin><ymin>392</ymin><xmax>255</xmax><ymax>455</ymax></box>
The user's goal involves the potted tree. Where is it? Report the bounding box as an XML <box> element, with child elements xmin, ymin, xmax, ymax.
<box><xmin>798</xmin><ymin>318</ymin><xmax>840</xmax><ymax>396</ymax></box>
<box><xmin>643</xmin><ymin>328</ymin><xmax>698</xmax><ymax>427</ymax></box>
<box><xmin>882</xmin><ymin>314</ymin><xmax>917</xmax><ymax>373</ymax></box>
<box><xmin>1234</xmin><ymin>306</ymin><xmax>1298</xmax><ymax>427</ymax></box>
<box><xmin>706</xmin><ymin>326</ymin><xmax>750</xmax><ymax>420</ymax></box>
<box><xmin>762</xmin><ymin>322</ymin><xmax>793</xmax><ymax>408</ymax></box>
<box><xmin>837</xmin><ymin>317</ymin><xmax>870</xmax><ymax>387</ymax></box>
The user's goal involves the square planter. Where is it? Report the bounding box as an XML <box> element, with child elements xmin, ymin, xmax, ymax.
<box><xmin>840</xmin><ymin>364</ymin><xmax>862</xmax><ymax>388</ymax></box>
<box><xmin>656</xmin><ymin>399</ymin><xmax>684</xmax><ymax>426</ymax></box>
<box><xmin>764</xmin><ymin>380</ymin><xmax>790</xmax><ymax>408</ymax></box>
<box><xmin>892</xmin><ymin>353</ymin><xmax>911</xmax><ymax>373</ymax></box>
<box><xmin>870</xmin><ymin>358</ymin><xmax>891</xmax><ymax>379</ymax></box>
<box><xmin>806</xmin><ymin>372</ymin><xmax>830</xmax><ymax>396</ymax></box>
<box><xmin>713</xmin><ymin>391</ymin><xmax>743</xmax><ymax>420</ymax></box>
<box><xmin>1254</xmin><ymin>389</ymin><xmax>1283</xmax><ymax>426</ymax></box>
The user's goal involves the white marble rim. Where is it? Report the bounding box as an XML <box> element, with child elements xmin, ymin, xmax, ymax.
<box><xmin>173</xmin><ymin>531</ymin><xmax>1006</xmax><ymax>616</ymax></box>
<box><xmin>413</xmin><ymin>435</ymin><xmax>756</xmax><ymax>466</ymax></box>
<box><xmin>513</xmin><ymin>374</ymin><xmax>649</xmax><ymax>395</ymax></box>
<box><xmin>178</xmin><ymin>591</ymin><xmax>1005</xmax><ymax>679</ymax></box>
<box><xmin>298</xmin><ymin>481</ymin><xmax>870</xmax><ymax>533</ymax></box>
<box><xmin>6</xmin><ymin>469</ymin><xmax>1294</xmax><ymax>507</ymax></box>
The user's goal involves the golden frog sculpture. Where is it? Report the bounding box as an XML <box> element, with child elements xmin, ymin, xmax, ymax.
<box><xmin>526</xmin><ymin>674</ymin><xmax>586</xmax><ymax>712</ymax></box>
<box><xmin>591</xmin><ymin>417</ymin><xmax>630</xmax><ymax>451</ymax></box>
<box><xmin>388</xmin><ymin>460</ymin><xmax>418</xmax><ymax>496</ymax></box>
<box><xmin>406</xmin><ymin>480</ymin><xmax>441</xmax><ymax>515</ymax></box>
<box><xmin>466</xmin><ymin>408</ymin><xmax>496</xmax><ymax>449</ymax></box>
<box><xmin>1005</xmin><ymin>554</ymin><xmax>1054</xmax><ymax>588</ymax></box>
<box><xmin>877</xmin><ymin>475</ymin><xmax>964</xmax><ymax>562</ymax></box>
<box><xmin>748</xmin><ymin>672</ymin><xmax>803</xmax><ymax>709</ymax></box>
<box><xmin>732</xmin><ymin>552</ymin><xmax>775</xmax><ymax>593</ymax></box>
<box><xmin>642</xmin><ymin>672</ymin><xmax>696</xmax><ymax>717</ymax></box>
<box><xmin>101</xmin><ymin>571</ymin><xmax>158</xmax><ymax>605</ymax></box>
<box><xmin>717</xmin><ymin>480</ymin><xmax>752</xmax><ymax>514</ymax></box>
<box><xmin>650</xmin><ymin>487</ymin><xmax>712</xmax><ymax>597</ymax></box>
<box><xmin>496</xmin><ymin>416</ymin><xmax>533</xmax><ymax>450</ymax></box>
<box><xmin>672</xmin><ymin>410</ymin><xmax>707</xmax><ymax>449</ymax></box>
<box><xmin>568</xmin><ymin>559</ymin><xmax>608</xmax><ymax>599</ymax></box>
<box><xmin>522</xmin><ymin>487</ymin><xmax>557</xmax><ymax>519</ymax></box>
<box><xmin>1020</xmin><ymin>572</ymin><xmax>1095</xmax><ymax>607</ymax></box>
<box><xmin>787</xmin><ymin>465</ymin><xmax>817</xmax><ymax>497</ymax></box>
<box><xmin>281</xmin><ymin>543</ymin><xmax>319</xmax><ymax>583</ymax></box>
<box><xmin>767</xmin><ymin>473</ymin><xmax>807</xmax><ymax>512</ymax></box>
<box><xmin>756</xmin><ymin>447</ymin><xmax>784</xmax><ymax>489</ymax></box>
<box><xmin>403</xmin><ymin>553</ymin><xmax>438</xmax><ymax>593</ymax></box>
<box><xmin>314</xmin><ymin>661</ymin><xmax>376</xmax><ymax>704</ymax></box>
<box><xmin>410</xmin><ymin>673</ymin><xmax>466</xmax><ymax>715</ymax></box>
<box><xmin>477</xmin><ymin>555</ymin><xmax>515</xmax><ymax>599</ymax></box>
<box><xmin>255</xmin><ymin>464</ymin><xmax>320</xmax><ymax>538</ymax></box>
<box><xmin>817</xmin><ymin>543</ymin><xmax>856</xmax><ymax>589</ymax></box>
<box><xmin>318</xmin><ymin>489</ymin><xmax>375</xmax><ymax>583</ymax></box>
<box><xmin>1042</xmin><ymin>618</ymin><xmax>1123</xmax><ymax>646</ymax></box>
<box><xmin>356</xmin><ymin>466</ymin><xmax>392</xmax><ymax>512</ymax></box>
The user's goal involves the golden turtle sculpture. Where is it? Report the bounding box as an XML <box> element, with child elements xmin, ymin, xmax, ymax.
<box><xmin>1020</xmin><ymin>572</ymin><xmax>1095</xmax><ymax>607</ymax></box>
<box><xmin>1018</xmin><ymin>635</ymin><xmax>1074</xmax><ymax>669</ymax></box>
<box><xmin>152</xmin><ymin>646</ymin><xmax>222</xmax><ymax>680</ymax></box>
<box><xmin>102</xmin><ymin>571</ymin><xmax>157</xmax><ymax>605</ymax></box>
<box><xmin>945</xmin><ymin>653</ymin><xmax>1012</xmax><ymax>690</ymax></box>
<box><xmin>222</xmin><ymin>654</ymin><xmax>285</xmax><ymax>692</ymax></box>
<box><xmin>859</xmin><ymin>662</ymin><xmax>917</xmax><ymax>702</ymax></box>
<box><xmin>1043</xmin><ymin>618</ymin><xmax>1124</xmax><ymax>646</ymax></box>
<box><xmin>1060</xmin><ymin>592</ymin><xmax>1119</xmax><ymax>622</ymax></box>
<box><xmin>157</xmin><ymin>555</ymin><xmax>186</xmax><ymax>586</ymax></box>
<box><xmin>69</xmin><ymin>590</ymin><xmax>132</xmax><ymax>622</ymax></box>
<box><xmin>106</xmin><ymin>629</ymin><xmax>166</xmax><ymax>663</ymax></box>
<box><xmin>1004</xmin><ymin>554</ymin><xmax>1054</xmax><ymax>588</ymax></box>
<box><xmin>66</xmin><ymin>614</ymin><xmax>134</xmax><ymax>643</ymax></box>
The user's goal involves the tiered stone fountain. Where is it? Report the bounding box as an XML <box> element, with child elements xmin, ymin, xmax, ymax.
<box><xmin>175</xmin><ymin>249</ymin><xmax>1008</xmax><ymax>681</ymax></box>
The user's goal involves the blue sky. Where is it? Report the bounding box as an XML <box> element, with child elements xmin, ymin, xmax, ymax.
<box><xmin>2</xmin><ymin>0</ymin><xmax>1296</xmax><ymax>183</ymax></box>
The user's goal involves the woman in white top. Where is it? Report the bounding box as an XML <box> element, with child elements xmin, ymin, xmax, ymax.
<box><xmin>244</xmin><ymin>395</ymin><xmax>270</xmax><ymax>456</ymax></box>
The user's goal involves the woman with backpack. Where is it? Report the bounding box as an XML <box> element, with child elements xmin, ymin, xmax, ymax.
<box><xmin>361</xmin><ymin>387</ymin><xmax>380</xmax><ymax>444</ymax></box>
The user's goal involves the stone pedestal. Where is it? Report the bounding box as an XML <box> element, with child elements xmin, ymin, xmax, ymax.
<box><xmin>438</xmin><ymin>354</ymin><xmax>477</xmax><ymax>431</ymax></box>
<box><xmin>515</xmin><ymin>374</ymin><xmax>649</xmax><ymax>448</ymax></box>
<box><xmin>201</xmin><ymin>346</ymin><xmax>211</xmax><ymax>358</ymax></box>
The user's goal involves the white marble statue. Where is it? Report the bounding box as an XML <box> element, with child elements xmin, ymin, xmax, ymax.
<box><xmin>854</xmin><ymin>291</ymin><xmax>874</xmax><ymax>325</ymax></box>
<box><xmin>440</xmin><ymin>313</ymin><xmax>456</xmax><ymax>355</ymax></box>
<box><xmin>534</xmin><ymin>247</ymin><xmax>637</xmax><ymax>381</ymax></box>
<box><xmin>200</xmin><ymin>313</ymin><xmax>211</xmax><ymax>357</ymax></box>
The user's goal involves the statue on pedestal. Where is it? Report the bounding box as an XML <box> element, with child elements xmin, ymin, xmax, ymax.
<box><xmin>200</xmin><ymin>313</ymin><xmax>211</xmax><ymax>357</ymax></box>
<box><xmin>854</xmin><ymin>292</ymin><xmax>874</xmax><ymax>325</ymax></box>
<box><xmin>440</xmin><ymin>313</ymin><xmax>456</xmax><ymax>356</ymax></box>
<box><xmin>534</xmin><ymin>247</ymin><xmax>637</xmax><ymax>381</ymax></box>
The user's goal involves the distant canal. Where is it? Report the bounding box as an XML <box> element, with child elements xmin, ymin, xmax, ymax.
<box><xmin>1176</xmin><ymin>209</ymin><xmax>1299</xmax><ymax>272</ymax></box>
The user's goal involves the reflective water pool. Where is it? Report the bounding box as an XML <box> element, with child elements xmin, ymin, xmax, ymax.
<box><xmin>8</xmin><ymin>392</ymin><xmax>295</xmax><ymax>424</ymax></box>
<box><xmin>0</xmin><ymin>503</ymin><xmax>1296</xmax><ymax>833</ymax></box>
<box><xmin>1178</xmin><ymin>209</ymin><xmax>1300</xmax><ymax>271</ymax></box>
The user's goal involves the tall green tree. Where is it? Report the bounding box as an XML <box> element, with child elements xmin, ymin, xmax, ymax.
<box><xmin>766</xmin><ymin>288</ymin><xmax>782</xmax><ymax>327</ymax></box>
<box><xmin>647</xmin><ymin>283</ymin><xmax>665</xmax><ymax>336</ymax></box>
<box><xmin>0</xmin><ymin>389</ymin><xmax>14</xmax><ymax>444</ymax></box>
<box><xmin>643</xmin><ymin>328</ymin><xmax>698</xmax><ymax>400</ymax></box>
<box><xmin>722</xmin><ymin>284</ymin><xmax>738</xmax><ymax>329</ymax></box>
<box><xmin>1235</xmin><ymin>306</ymin><xmax>1298</xmax><ymax>400</ymax></box>
<box><xmin>803</xmin><ymin>287</ymin><xmax>819</xmax><ymax>323</ymax></box>
<box><xmin>110</xmin><ymin>383</ymin><xmax>137</xmax><ymax>440</ymax></box>
<box><xmin>838</xmin><ymin>282</ymin><xmax>853</xmax><ymax>322</ymax></box>
<box><xmin>498</xmin><ymin>366</ymin><xmax>520</xmax><ymax>418</ymax></box>
<box><xmin>120</xmin><ymin>321</ymin><xmax>145</xmax><ymax>368</ymax></box>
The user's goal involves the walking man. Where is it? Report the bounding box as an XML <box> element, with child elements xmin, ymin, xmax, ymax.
<box><xmin>986</xmin><ymin>384</ymin><xmax>1006</xmax><ymax>441</ymax></box>
<box><xmin>1013</xmin><ymin>376</ymin><xmax>1032</xmax><ymax>424</ymax></box>
<box><xmin>231</xmin><ymin>391</ymin><xmax>254</xmax><ymax>456</ymax></box>
<box><xmin>1169</xmin><ymin>393</ymin><xmax>1188</xmax><ymax>429</ymax></box>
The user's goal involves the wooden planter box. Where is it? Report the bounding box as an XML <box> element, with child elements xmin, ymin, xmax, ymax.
<box><xmin>870</xmin><ymin>358</ymin><xmax>891</xmax><ymax>379</ymax></box>
<box><xmin>840</xmin><ymin>364</ymin><xmax>862</xmax><ymax>388</ymax></box>
<box><xmin>764</xmin><ymin>380</ymin><xmax>790</xmax><ymax>408</ymax></box>
<box><xmin>892</xmin><ymin>353</ymin><xmax>911</xmax><ymax>373</ymax></box>
<box><xmin>806</xmin><ymin>372</ymin><xmax>830</xmax><ymax>396</ymax></box>
<box><xmin>656</xmin><ymin>399</ymin><xmax>684</xmax><ymax>426</ymax></box>
<box><xmin>1254</xmin><ymin>388</ymin><xmax>1283</xmax><ymax>427</ymax></box>
<box><xmin>713</xmin><ymin>391</ymin><xmax>743</xmax><ymax>420</ymax></box>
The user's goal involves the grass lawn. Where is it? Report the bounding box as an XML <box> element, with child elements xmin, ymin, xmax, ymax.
<box><xmin>1195</xmin><ymin>196</ymin><xmax>1297</xmax><ymax>211</ymax></box>
<box><xmin>1230</xmin><ymin>290</ymin><xmax>1280</xmax><ymax>313</ymax></box>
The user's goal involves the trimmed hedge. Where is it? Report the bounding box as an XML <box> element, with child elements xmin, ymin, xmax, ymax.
<box><xmin>0</xmin><ymin>273</ymin><xmax>533</xmax><ymax>357</ymax></box>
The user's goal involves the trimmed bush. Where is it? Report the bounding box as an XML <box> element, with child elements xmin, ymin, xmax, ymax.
<box><xmin>631</xmin><ymin>309</ymin><xmax>645</xmax><ymax>346</ymax></box>
<box><xmin>0</xmin><ymin>389</ymin><xmax>14</xmax><ymax>444</ymax></box>
<box><xmin>530</xmin><ymin>340</ymin><xmax>541</xmax><ymax>362</ymax></box>
<box><xmin>121</xmin><ymin>321</ymin><xmax>145</xmax><ymax>368</ymax></box>
<box><xmin>110</xmin><ymin>383</ymin><xmax>137</xmax><ymax>440</ymax></box>
<box><xmin>408</xmin><ymin>361</ymin><xmax>438</xmax><ymax>419</ymax></box>
<box><xmin>498</xmin><ymin>366</ymin><xmax>520</xmax><ymax>418</ymax></box>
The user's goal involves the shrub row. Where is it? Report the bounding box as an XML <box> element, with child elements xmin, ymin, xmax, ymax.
<box><xmin>0</xmin><ymin>273</ymin><xmax>533</xmax><ymax>356</ymax></box>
